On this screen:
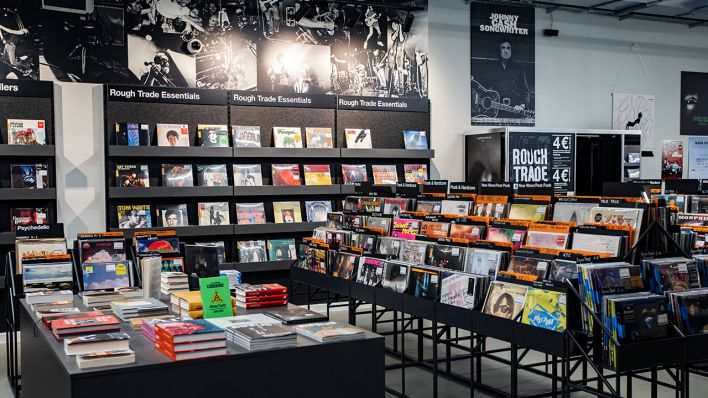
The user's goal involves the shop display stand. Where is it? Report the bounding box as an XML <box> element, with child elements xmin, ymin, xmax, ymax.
<box><xmin>0</xmin><ymin>80</ymin><xmax>58</xmax><ymax>331</ymax></box>
<box><xmin>104</xmin><ymin>85</ymin><xmax>432</xmax><ymax>284</ymax></box>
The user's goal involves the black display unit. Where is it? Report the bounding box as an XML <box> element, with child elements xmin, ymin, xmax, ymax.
<box><xmin>0</xmin><ymin>80</ymin><xmax>58</xmax><ymax>330</ymax></box>
<box><xmin>103</xmin><ymin>85</ymin><xmax>433</xmax><ymax>280</ymax></box>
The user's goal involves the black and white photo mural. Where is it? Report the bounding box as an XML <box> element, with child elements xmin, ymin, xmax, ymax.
<box><xmin>0</xmin><ymin>0</ymin><xmax>428</xmax><ymax>97</ymax></box>
<box><xmin>470</xmin><ymin>3</ymin><xmax>535</xmax><ymax>126</ymax></box>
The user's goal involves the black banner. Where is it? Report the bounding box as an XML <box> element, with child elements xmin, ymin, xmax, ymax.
<box><xmin>0</xmin><ymin>79</ymin><xmax>52</xmax><ymax>98</ymax></box>
<box><xmin>479</xmin><ymin>181</ymin><xmax>513</xmax><ymax>195</ymax></box>
<box><xmin>508</xmin><ymin>132</ymin><xmax>575</xmax><ymax>194</ymax></box>
<box><xmin>231</xmin><ymin>91</ymin><xmax>336</xmax><ymax>109</ymax></box>
<box><xmin>513</xmin><ymin>182</ymin><xmax>553</xmax><ymax>195</ymax></box>
<box><xmin>337</xmin><ymin>96</ymin><xmax>430</xmax><ymax>112</ymax></box>
<box><xmin>422</xmin><ymin>180</ymin><xmax>449</xmax><ymax>194</ymax></box>
<box><xmin>16</xmin><ymin>223</ymin><xmax>65</xmax><ymax>240</ymax></box>
<box><xmin>449</xmin><ymin>182</ymin><xmax>477</xmax><ymax>194</ymax></box>
<box><xmin>106</xmin><ymin>85</ymin><xmax>227</xmax><ymax>105</ymax></box>
<box><xmin>396</xmin><ymin>182</ymin><xmax>420</xmax><ymax>198</ymax></box>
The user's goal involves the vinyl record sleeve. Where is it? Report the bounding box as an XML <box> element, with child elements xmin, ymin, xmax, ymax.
<box><xmin>233</xmin><ymin>164</ymin><xmax>263</xmax><ymax>186</ymax></box>
<box><xmin>273</xmin><ymin>127</ymin><xmax>303</xmax><ymax>148</ymax></box>
<box><xmin>233</xmin><ymin>126</ymin><xmax>261</xmax><ymax>148</ymax></box>
<box><xmin>157</xmin><ymin>124</ymin><xmax>190</xmax><ymax>147</ymax></box>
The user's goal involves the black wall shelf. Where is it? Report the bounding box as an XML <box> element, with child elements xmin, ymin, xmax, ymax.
<box><xmin>0</xmin><ymin>232</ymin><xmax>15</xmax><ymax>245</ymax></box>
<box><xmin>340</xmin><ymin>149</ymin><xmax>435</xmax><ymax>159</ymax></box>
<box><xmin>0</xmin><ymin>145</ymin><xmax>55</xmax><ymax>157</ymax></box>
<box><xmin>229</xmin><ymin>260</ymin><xmax>295</xmax><ymax>273</ymax></box>
<box><xmin>110</xmin><ymin>225</ymin><xmax>234</xmax><ymax>238</ymax></box>
<box><xmin>233</xmin><ymin>148</ymin><xmax>340</xmax><ymax>158</ymax></box>
<box><xmin>108</xmin><ymin>146</ymin><xmax>233</xmax><ymax>158</ymax></box>
<box><xmin>233</xmin><ymin>222</ymin><xmax>325</xmax><ymax>236</ymax></box>
<box><xmin>109</xmin><ymin>186</ymin><xmax>233</xmax><ymax>198</ymax></box>
<box><xmin>0</xmin><ymin>188</ymin><xmax>57</xmax><ymax>201</ymax></box>
<box><xmin>233</xmin><ymin>185</ymin><xmax>342</xmax><ymax>197</ymax></box>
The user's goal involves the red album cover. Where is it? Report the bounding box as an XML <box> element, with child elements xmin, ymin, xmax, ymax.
<box><xmin>235</xmin><ymin>283</ymin><xmax>288</xmax><ymax>296</ymax></box>
<box><xmin>271</xmin><ymin>164</ymin><xmax>301</xmax><ymax>186</ymax></box>
<box><xmin>237</xmin><ymin>299</ymin><xmax>288</xmax><ymax>309</ymax></box>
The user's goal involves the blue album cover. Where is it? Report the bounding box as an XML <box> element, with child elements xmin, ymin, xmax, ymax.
<box><xmin>127</xmin><ymin>123</ymin><xmax>140</xmax><ymax>146</ymax></box>
<box><xmin>82</xmin><ymin>261</ymin><xmax>132</xmax><ymax>290</ymax></box>
<box><xmin>403</xmin><ymin>131</ymin><xmax>428</xmax><ymax>150</ymax></box>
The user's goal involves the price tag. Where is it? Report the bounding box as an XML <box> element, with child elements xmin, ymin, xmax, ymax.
<box><xmin>106</xmin><ymin>263</ymin><xmax>116</xmax><ymax>272</ymax></box>
<box><xmin>619</xmin><ymin>268</ymin><xmax>630</xmax><ymax>278</ymax></box>
<box><xmin>376</xmin><ymin>267</ymin><xmax>383</xmax><ymax>275</ymax></box>
<box><xmin>678</xmin><ymin>263</ymin><xmax>688</xmax><ymax>273</ymax></box>
<box><xmin>114</xmin><ymin>242</ymin><xmax>124</xmax><ymax>249</ymax></box>
<box><xmin>451</xmin><ymin>248</ymin><xmax>460</xmax><ymax>256</ymax></box>
<box><xmin>658</xmin><ymin>314</ymin><xmax>668</xmax><ymax>325</ymax></box>
<box><xmin>431</xmin><ymin>275</ymin><xmax>439</xmax><ymax>283</ymax></box>
<box><xmin>84</xmin><ymin>265</ymin><xmax>93</xmax><ymax>274</ymax></box>
<box><xmin>400</xmin><ymin>266</ymin><xmax>407</xmax><ymax>274</ymax></box>
<box><xmin>537</xmin><ymin>262</ymin><xmax>548</xmax><ymax>272</ymax></box>
<box><xmin>559</xmin><ymin>294</ymin><xmax>567</xmax><ymax>306</ymax></box>
<box><xmin>116</xmin><ymin>263</ymin><xmax>128</xmax><ymax>276</ymax></box>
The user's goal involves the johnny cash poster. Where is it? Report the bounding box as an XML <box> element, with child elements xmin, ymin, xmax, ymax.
<box><xmin>470</xmin><ymin>4</ymin><xmax>535</xmax><ymax>126</ymax></box>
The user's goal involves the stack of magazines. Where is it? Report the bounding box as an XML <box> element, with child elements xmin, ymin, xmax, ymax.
<box><xmin>295</xmin><ymin>321</ymin><xmax>366</xmax><ymax>343</ymax></box>
<box><xmin>227</xmin><ymin>324</ymin><xmax>297</xmax><ymax>351</ymax></box>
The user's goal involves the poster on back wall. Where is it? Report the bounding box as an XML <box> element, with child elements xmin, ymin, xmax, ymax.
<box><xmin>612</xmin><ymin>93</ymin><xmax>655</xmax><ymax>153</ymax></box>
<box><xmin>470</xmin><ymin>4</ymin><xmax>535</xmax><ymax>126</ymax></box>
<box><xmin>507</xmin><ymin>132</ymin><xmax>575</xmax><ymax>194</ymax></box>
<box><xmin>661</xmin><ymin>140</ymin><xmax>683</xmax><ymax>180</ymax></box>
<box><xmin>681</xmin><ymin>72</ymin><xmax>708</xmax><ymax>135</ymax></box>
<box><xmin>688</xmin><ymin>137</ymin><xmax>708</xmax><ymax>179</ymax></box>
<box><xmin>1</xmin><ymin>0</ymin><xmax>429</xmax><ymax>98</ymax></box>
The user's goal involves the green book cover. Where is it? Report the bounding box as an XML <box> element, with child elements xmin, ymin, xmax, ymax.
<box><xmin>199</xmin><ymin>276</ymin><xmax>233</xmax><ymax>319</ymax></box>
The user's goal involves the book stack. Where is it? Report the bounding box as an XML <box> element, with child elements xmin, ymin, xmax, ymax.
<box><xmin>128</xmin><ymin>314</ymin><xmax>176</xmax><ymax>331</ymax></box>
<box><xmin>160</xmin><ymin>272</ymin><xmax>189</xmax><ymax>295</ymax></box>
<box><xmin>234</xmin><ymin>283</ymin><xmax>288</xmax><ymax>309</ymax></box>
<box><xmin>228</xmin><ymin>324</ymin><xmax>297</xmax><ymax>351</ymax></box>
<box><xmin>110</xmin><ymin>298</ymin><xmax>169</xmax><ymax>321</ymax></box>
<box><xmin>154</xmin><ymin>319</ymin><xmax>227</xmax><ymax>361</ymax></box>
<box><xmin>64</xmin><ymin>332</ymin><xmax>130</xmax><ymax>355</ymax></box>
<box><xmin>295</xmin><ymin>321</ymin><xmax>366</xmax><ymax>343</ymax></box>
<box><xmin>171</xmin><ymin>290</ymin><xmax>236</xmax><ymax>318</ymax></box>
<box><xmin>141</xmin><ymin>317</ymin><xmax>191</xmax><ymax>342</ymax></box>
<box><xmin>51</xmin><ymin>313</ymin><xmax>121</xmax><ymax>339</ymax></box>
<box><xmin>220</xmin><ymin>270</ymin><xmax>242</xmax><ymax>289</ymax></box>
<box><xmin>76</xmin><ymin>350</ymin><xmax>136</xmax><ymax>369</ymax></box>
<box><xmin>40</xmin><ymin>310</ymin><xmax>103</xmax><ymax>329</ymax></box>
<box><xmin>80</xmin><ymin>290</ymin><xmax>124</xmax><ymax>309</ymax></box>
<box><xmin>26</xmin><ymin>290</ymin><xmax>73</xmax><ymax>306</ymax></box>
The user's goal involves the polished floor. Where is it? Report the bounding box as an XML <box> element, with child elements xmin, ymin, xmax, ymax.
<box><xmin>0</xmin><ymin>306</ymin><xmax>705</xmax><ymax>397</ymax></box>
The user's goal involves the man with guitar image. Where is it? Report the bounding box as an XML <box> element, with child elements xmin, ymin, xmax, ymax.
<box><xmin>472</xmin><ymin>40</ymin><xmax>533</xmax><ymax>122</ymax></box>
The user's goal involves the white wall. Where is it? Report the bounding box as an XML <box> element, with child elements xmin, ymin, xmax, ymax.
<box><xmin>54</xmin><ymin>83</ymin><xmax>106</xmax><ymax>240</ymax></box>
<box><xmin>428</xmin><ymin>0</ymin><xmax>708</xmax><ymax>181</ymax></box>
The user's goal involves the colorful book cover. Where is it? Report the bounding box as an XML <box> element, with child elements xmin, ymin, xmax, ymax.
<box><xmin>487</xmin><ymin>227</ymin><xmax>527</xmax><ymax>250</ymax></box>
<box><xmin>372</xmin><ymin>165</ymin><xmax>398</xmax><ymax>185</ymax></box>
<box><xmin>508</xmin><ymin>204</ymin><xmax>548</xmax><ymax>221</ymax></box>
<box><xmin>392</xmin><ymin>218</ymin><xmax>421</xmax><ymax>240</ymax></box>
<box><xmin>303</xmin><ymin>164</ymin><xmax>332</xmax><ymax>185</ymax></box>
<box><xmin>403</xmin><ymin>130</ymin><xmax>428</xmax><ymax>150</ymax></box>
<box><xmin>341</xmin><ymin>164</ymin><xmax>368</xmax><ymax>184</ymax></box>
<box><xmin>156</xmin><ymin>204</ymin><xmax>189</xmax><ymax>227</ymax></box>
<box><xmin>404</xmin><ymin>164</ymin><xmax>428</xmax><ymax>184</ymax></box>
<box><xmin>271</xmin><ymin>164</ymin><xmax>301</xmax><ymax>186</ymax></box>
<box><xmin>273</xmin><ymin>201</ymin><xmax>302</xmax><ymax>223</ymax></box>
<box><xmin>305</xmin><ymin>200</ymin><xmax>332</xmax><ymax>222</ymax></box>
<box><xmin>521</xmin><ymin>288</ymin><xmax>566</xmax><ymax>332</ymax></box>
<box><xmin>305</xmin><ymin>127</ymin><xmax>334</xmax><ymax>148</ymax></box>
<box><xmin>8</xmin><ymin>119</ymin><xmax>46</xmax><ymax>145</ymax></box>
<box><xmin>82</xmin><ymin>261</ymin><xmax>131</xmax><ymax>291</ymax></box>
<box><xmin>197</xmin><ymin>164</ymin><xmax>228</xmax><ymax>187</ymax></box>
<box><xmin>482</xmin><ymin>281</ymin><xmax>528</xmax><ymax>320</ymax></box>
<box><xmin>233</xmin><ymin>164</ymin><xmax>263</xmax><ymax>186</ymax></box>
<box><xmin>273</xmin><ymin>127</ymin><xmax>303</xmax><ymax>148</ymax></box>
<box><xmin>267</xmin><ymin>238</ymin><xmax>297</xmax><ymax>261</ymax></box>
<box><xmin>233</xmin><ymin>126</ymin><xmax>261</xmax><ymax>147</ymax></box>
<box><xmin>116</xmin><ymin>164</ymin><xmax>150</xmax><ymax>187</ymax></box>
<box><xmin>235</xmin><ymin>203</ymin><xmax>266</xmax><ymax>225</ymax></box>
<box><xmin>197</xmin><ymin>124</ymin><xmax>229</xmax><ymax>147</ymax></box>
<box><xmin>198</xmin><ymin>202</ymin><xmax>230</xmax><ymax>226</ymax></box>
<box><xmin>117</xmin><ymin>204</ymin><xmax>152</xmax><ymax>229</ymax></box>
<box><xmin>156</xmin><ymin>124</ymin><xmax>190</xmax><ymax>147</ymax></box>
<box><xmin>11</xmin><ymin>207</ymin><xmax>48</xmax><ymax>231</ymax></box>
<box><xmin>162</xmin><ymin>164</ymin><xmax>193</xmax><ymax>187</ymax></box>
<box><xmin>199</xmin><ymin>276</ymin><xmax>233</xmax><ymax>319</ymax></box>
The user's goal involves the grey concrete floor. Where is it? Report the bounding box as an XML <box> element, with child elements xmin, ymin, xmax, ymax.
<box><xmin>0</xmin><ymin>306</ymin><xmax>706</xmax><ymax>397</ymax></box>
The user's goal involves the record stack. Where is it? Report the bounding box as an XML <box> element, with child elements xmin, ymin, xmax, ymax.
<box><xmin>640</xmin><ymin>257</ymin><xmax>701</xmax><ymax>294</ymax></box>
<box><xmin>160</xmin><ymin>272</ymin><xmax>189</xmax><ymax>296</ymax></box>
<box><xmin>227</xmin><ymin>324</ymin><xmax>297</xmax><ymax>351</ymax></box>
<box><xmin>295</xmin><ymin>321</ymin><xmax>366</xmax><ymax>343</ymax></box>
<box><xmin>234</xmin><ymin>283</ymin><xmax>288</xmax><ymax>309</ymax></box>
<box><xmin>110</xmin><ymin>298</ymin><xmax>170</xmax><ymax>321</ymax></box>
<box><xmin>667</xmin><ymin>288</ymin><xmax>708</xmax><ymax>335</ymax></box>
<box><xmin>602</xmin><ymin>292</ymin><xmax>670</xmax><ymax>368</ymax></box>
<box><xmin>154</xmin><ymin>319</ymin><xmax>227</xmax><ymax>361</ymax></box>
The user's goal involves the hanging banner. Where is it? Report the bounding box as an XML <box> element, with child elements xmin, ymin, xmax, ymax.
<box><xmin>688</xmin><ymin>137</ymin><xmax>708</xmax><ymax>178</ymax></box>
<box><xmin>470</xmin><ymin>4</ymin><xmax>535</xmax><ymax>126</ymax></box>
<box><xmin>612</xmin><ymin>93</ymin><xmax>655</xmax><ymax>153</ymax></box>
<box><xmin>507</xmin><ymin>132</ymin><xmax>575</xmax><ymax>194</ymax></box>
<box><xmin>661</xmin><ymin>140</ymin><xmax>683</xmax><ymax>179</ymax></box>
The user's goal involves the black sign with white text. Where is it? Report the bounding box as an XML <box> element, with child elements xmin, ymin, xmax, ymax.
<box><xmin>508</xmin><ymin>132</ymin><xmax>575</xmax><ymax>194</ymax></box>
<box><xmin>337</xmin><ymin>96</ymin><xmax>429</xmax><ymax>113</ymax></box>
<box><xmin>396</xmin><ymin>182</ymin><xmax>419</xmax><ymax>198</ymax></box>
<box><xmin>449</xmin><ymin>182</ymin><xmax>477</xmax><ymax>194</ymax></box>
<box><xmin>106</xmin><ymin>85</ymin><xmax>227</xmax><ymax>105</ymax></box>
<box><xmin>0</xmin><ymin>79</ymin><xmax>52</xmax><ymax>98</ymax></box>
<box><xmin>422</xmin><ymin>180</ymin><xmax>449</xmax><ymax>194</ymax></box>
<box><xmin>231</xmin><ymin>91</ymin><xmax>336</xmax><ymax>108</ymax></box>
<box><xmin>479</xmin><ymin>181</ymin><xmax>513</xmax><ymax>195</ymax></box>
<box><xmin>15</xmin><ymin>223</ymin><xmax>65</xmax><ymax>240</ymax></box>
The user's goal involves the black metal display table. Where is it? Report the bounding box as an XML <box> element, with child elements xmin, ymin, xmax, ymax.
<box><xmin>19</xmin><ymin>299</ymin><xmax>385</xmax><ymax>398</ymax></box>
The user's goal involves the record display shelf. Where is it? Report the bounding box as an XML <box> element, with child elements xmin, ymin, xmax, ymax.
<box><xmin>104</xmin><ymin>85</ymin><xmax>432</xmax><ymax>271</ymax></box>
<box><xmin>0</xmin><ymin>80</ymin><xmax>59</xmax><ymax>334</ymax></box>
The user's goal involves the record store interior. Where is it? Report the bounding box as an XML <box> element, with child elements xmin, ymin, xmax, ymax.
<box><xmin>3</xmin><ymin>0</ymin><xmax>708</xmax><ymax>397</ymax></box>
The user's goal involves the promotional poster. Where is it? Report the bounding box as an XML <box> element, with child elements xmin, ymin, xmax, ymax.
<box><xmin>681</xmin><ymin>72</ymin><xmax>708</xmax><ymax>135</ymax></box>
<box><xmin>688</xmin><ymin>137</ymin><xmax>708</xmax><ymax>178</ymax></box>
<box><xmin>465</xmin><ymin>133</ymin><xmax>504</xmax><ymax>183</ymax></box>
<box><xmin>470</xmin><ymin>4</ymin><xmax>535</xmax><ymax>126</ymax></box>
<box><xmin>661</xmin><ymin>140</ymin><xmax>683</xmax><ymax>179</ymax></box>
<box><xmin>612</xmin><ymin>93</ymin><xmax>655</xmax><ymax>152</ymax></box>
<box><xmin>1</xmin><ymin>0</ymin><xmax>429</xmax><ymax>98</ymax></box>
<box><xmin>507</xmin><ymin>132</ymin><xmax>575</xmax><ymax>194</ymax></box>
